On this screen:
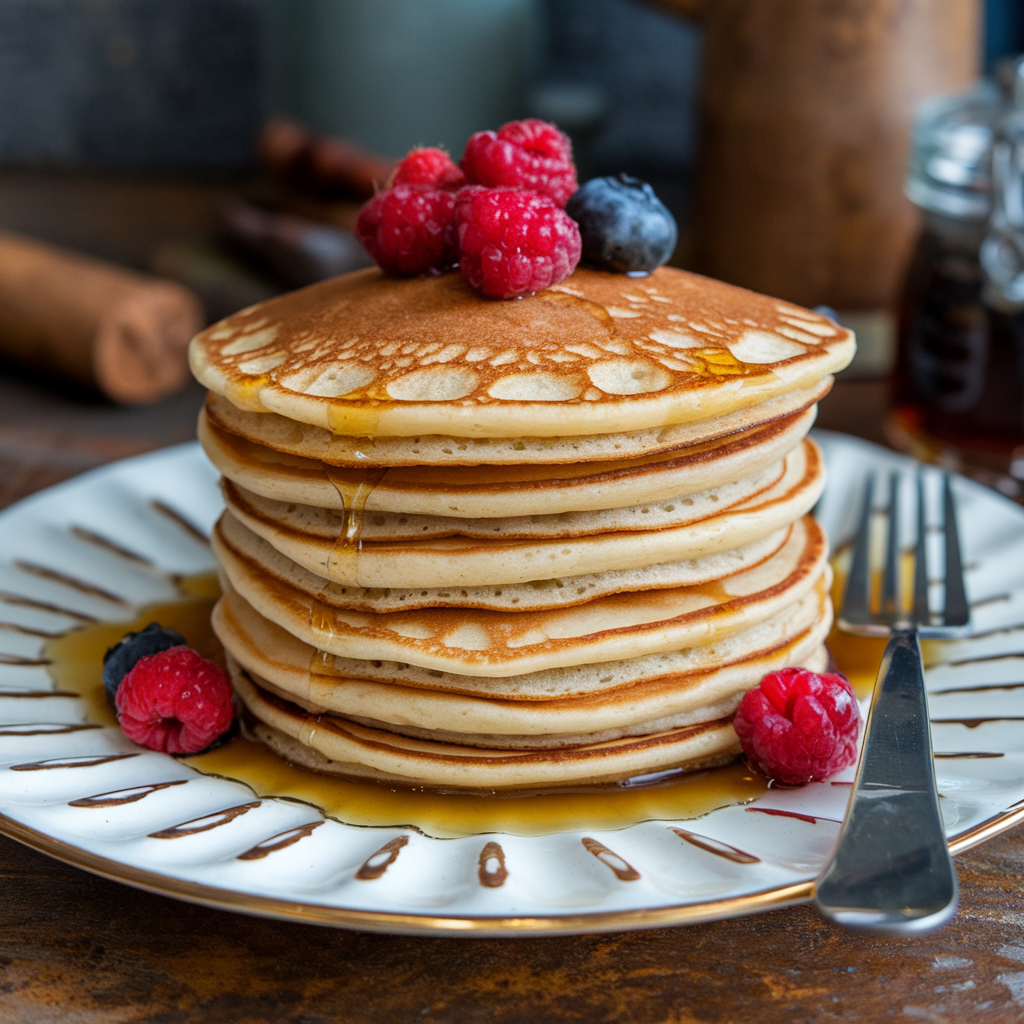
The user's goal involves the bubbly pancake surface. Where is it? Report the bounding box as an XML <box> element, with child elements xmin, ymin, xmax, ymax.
<box><xmin>189</xmin><ymin>266</ymin><xmax>854</xmax><ymax>437</ymax></box>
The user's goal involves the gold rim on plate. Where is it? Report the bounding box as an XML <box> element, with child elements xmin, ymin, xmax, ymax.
<box><xmin>2</xmin><ymin>805</ymin><xmax>1021</xmax><ymax>936</ymax></box>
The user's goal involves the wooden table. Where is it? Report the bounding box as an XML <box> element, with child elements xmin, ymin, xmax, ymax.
<box><xmin>2</xmin><ymin>371</ymin><xmax>1024</xmax><ymax>1024</ymax></box>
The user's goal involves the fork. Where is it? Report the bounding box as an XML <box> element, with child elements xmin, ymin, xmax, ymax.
<box><xmin>813</xmin><ymin>470</ymin><xmax>970</xmax><ymax>934</ymax></box>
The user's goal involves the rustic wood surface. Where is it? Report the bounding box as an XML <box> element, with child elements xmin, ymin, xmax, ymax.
<box><xmin>3</xmin><ymin>372</ymin><xmax>1024</xmax><ymax>1024</ymax></box>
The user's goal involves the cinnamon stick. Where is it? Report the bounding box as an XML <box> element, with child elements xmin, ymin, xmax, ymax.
<box><xmin>0</xmin><ymin>233</ymin><xmax>204</xmax><ymax>405</ymax></box>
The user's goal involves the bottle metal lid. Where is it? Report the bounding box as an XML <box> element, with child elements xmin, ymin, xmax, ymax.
<box><xmin>905</xmin><ymin>82</ymin><xmax>1000</xmax><ymax>220</ymax></box>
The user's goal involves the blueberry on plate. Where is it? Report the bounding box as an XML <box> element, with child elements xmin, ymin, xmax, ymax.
<box><xmin>565</xmin><ymin>174</ymin><xmax>678</xmax><ymax>275</ymax></box>
<box><xmin>103</xmin><ymin>622</ymin><xmax>186</xmax><ymax>704</ymax></box>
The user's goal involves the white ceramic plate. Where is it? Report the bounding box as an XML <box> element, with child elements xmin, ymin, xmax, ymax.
<box><xmin>1</xmin><ymin>431</ymin><xmax>1023</xmax><ymax>936</ymax></box>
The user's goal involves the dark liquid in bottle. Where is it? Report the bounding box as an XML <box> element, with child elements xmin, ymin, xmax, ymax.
<box><xmin>896</xmin><ymin>217</ymin><xmax>1024</xmax><ymax>458</ymax></box>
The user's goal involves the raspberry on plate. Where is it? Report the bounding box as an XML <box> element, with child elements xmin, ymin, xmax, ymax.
<box><xmin>116</xmin><ymin>645</ymin><xmax>234</xmax><ymax>755</ymax></box>
<box><xmin>733</xmin><ymin>667</ymin><xmax>861</xmax><ymax>786</ymax></box>
<box><xmin>355</xmin><ymin>184</ymin><xmax>458</xmax><ymax>277</ymax></box>
<box><xmin>103</xmin><ymin>622</ymin><xmax>186</xmax><ymax>704</ymax></box>
<box><xmin>455</xmin><ymin>186</ymin><xmax>582</xmax><ymax>299</ymax></box>
<box><xmin>461</xmin><ymin>119</ymin><xmax>578</xmax><ymax>207</ymax></box>
<box><xmin>389</xmin><ymin>147</ymin><xmax>466</xmax><ymax>190</ymax></box>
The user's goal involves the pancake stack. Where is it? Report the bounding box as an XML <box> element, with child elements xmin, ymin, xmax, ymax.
<box><xmin>189</xmin><ymin>266</ymin><xmax>855</xmax><ymax>790</ymax></box>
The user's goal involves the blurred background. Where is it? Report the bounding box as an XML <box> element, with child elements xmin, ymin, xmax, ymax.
<box><xmin>1</xmin><ymin>0</ymin><xmax>1024</xmax><ymax>506</ymax></box>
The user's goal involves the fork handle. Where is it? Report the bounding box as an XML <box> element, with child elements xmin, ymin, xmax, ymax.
<box><xmin>813</xmin><ymin>628</ymin><xmax>958</xmax><ymax>934</ymax></box>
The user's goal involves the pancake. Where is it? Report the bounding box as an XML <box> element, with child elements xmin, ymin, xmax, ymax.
<box><xmin>201</xmin><ymin>376</ymin><xmax>832</xmax><ymax>467</ymax></box>
<box><xmin>189</xmin><ymin>266</ymin><xmax>855</xmax><ymax>438</ymax></box>
<box><xmin>200</xmin><ymin>402</ymin><xmax>815</xmax><ymax>518</ymax></box>
<box><xmin>234</xmin><ymin>666</ymin><xmax>745</xmax><ymax>789</ymax></box>
<box><xmin>216</xmin><ymin>436</ymin><xmax>825</xmax><ymax>589</ymax></box>
<box><xmin>217</xmin><ymin>569</ymin><xmax>831</xmax><ymax>701</ymax></box>
<box><xmin>191</xmin><ymin>258</ymin><xmax>851</xmax><ymax>789</ymax></box>
<box><xmin>214</xmin><ymin>513</ymin><xmax>828</xmax><ymax>676</ymax></box>
<box><xmin>213</xmin><ymin>572</ymin><xmax>832</xmax><ymax>738</ymax></box>
<box><xmin>215</xmin><ymin>509</ymin><xmax>791</xmax><ymax>613</ymax></box>
<box><xmin>219</xmin><ymin>455</ymin><xmax>789</xmax><ymax>542</ymax></box>
<box><xmin>247</xmin><ymin>640</ymin><xmax>830</xmax><ymax>748</ymax></box>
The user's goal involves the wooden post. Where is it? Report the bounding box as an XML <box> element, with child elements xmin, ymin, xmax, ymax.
<box><xmin>693</xmin><ymin>0</ymin><xmax>980</xmax><ymax>312</ymax></box>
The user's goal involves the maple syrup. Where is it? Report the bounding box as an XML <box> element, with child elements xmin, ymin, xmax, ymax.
<box><xmin>41</xmin><ymin>562</ymin><xmax>884</xmax><ymax>839</ymax></box>
<box><xmin>326</xmin><ymin>403</ymin><xmax>385</xmax><ymax>439</ymax></box>
<box><xmin>307</xmin><ymin>461</ymin><xmax>389</xmax><ymax>680</ymax></box>
<box><xmin>890</xmin><ymin>82</ymin><xmax>1024</xmax><ymax>496</ymax></box>
<box><xmin>322</xmin><ymin>462</ymin><xmax>389</xmax><ymax>584</ymax></box>
<box><xmin>43</xmin><ymin>573</ymin><xmax>222</xmax><ymax>728</ymax></box>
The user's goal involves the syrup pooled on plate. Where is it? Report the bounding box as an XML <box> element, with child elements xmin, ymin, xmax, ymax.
<box><xmin>40</xmin><ymin>569</ymin><xmax>889</xmax><ymax>840</ymax></box>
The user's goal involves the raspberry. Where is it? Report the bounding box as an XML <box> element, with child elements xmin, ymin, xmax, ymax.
<box><xmin>455</xmin><ymin>186</ymin><xmax>581</xmax><ymax>299</ymax></box>
<box><xmin>733</xmin><ymin>667</ymin><xmax>861</xmax><ymax>786</ymax></box>
<box><xmin>461</xmin><ymin>119</ymin><xmax>578</xmax><ymax>207</ymax></box>
<box><xmin>116</xmin><ymin>646</ymin><xmax>234</xmax><ymax>755</ymax></box>
<box><xmin>390</xmin><ymin>147</ymin><xmax>466</xmax><ymax>190</ymax></box>
<box><xmin>355</xmin><ymin>184</ymin><xmax>457</xmax><ymax>276</ymax></box>
<box><xmin>103</xmin><ymin>622</ymin><xmax>186</xmax><ymax>704</ymax></box>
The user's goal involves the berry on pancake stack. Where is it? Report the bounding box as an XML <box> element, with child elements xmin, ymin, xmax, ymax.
<box><xmin>188</xmin><ymin>121</ymin><xmax>856</xmax><ymax>790</ymax></box>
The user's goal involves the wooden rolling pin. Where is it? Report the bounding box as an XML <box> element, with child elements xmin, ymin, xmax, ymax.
<box><xmin>0</xmin><ymin>233</ymin><xmax>204</xmax><ymax>405</ymax></box>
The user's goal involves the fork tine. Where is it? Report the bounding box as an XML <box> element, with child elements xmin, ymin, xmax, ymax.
<box><xmin>881</xmin><ymin>472</ymin><xmax>902</xmax><ymax>624</ymax></box>
<box><xmin>841</xmin><ymin>473</ymin><xmax>875</xmax><ymax>627</ymax></box>
<box><xmin>913</xmin><ymin>471</ymin><xmax>930</xmax><ymax>624</ymax></box>
<box><xmin>942</xmin><ymin>474</ymin><xmax>969</xmax><ymax>627</ymax></box>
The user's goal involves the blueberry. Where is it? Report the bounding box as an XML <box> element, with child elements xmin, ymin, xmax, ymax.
<box><xmin>103</xmin><ymin>622</ymin><xmax>186</xmax><ymax>704</ymax></box>
<box><xmin>565</xmin><ymin>174</ymin><xmax>678</xmax><ymax>274</ymax></box>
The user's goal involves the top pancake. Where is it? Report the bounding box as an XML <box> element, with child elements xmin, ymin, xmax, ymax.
<box><xmin>189</xmin><ymin>266</ymin><xmax>855</xmax><ymax>438</ymax></box>
<box><xmin>201</xmin><ymin>377</ymin><xmax>832</xmax><ymax>467</ymax></box>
